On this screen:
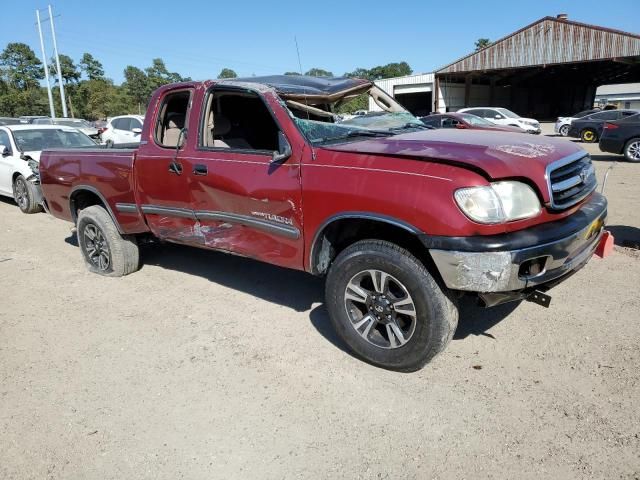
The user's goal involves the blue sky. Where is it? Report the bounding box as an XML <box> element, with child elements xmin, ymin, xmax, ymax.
<box><xmin>2</xmin><ymin>0</ymin><xmax>639</xmax><ymax>84</ymax></box>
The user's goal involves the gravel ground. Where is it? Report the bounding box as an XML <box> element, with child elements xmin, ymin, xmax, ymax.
<box><xmin>1</xmin><ymin>137</ymin><xmax>639</xmax><ymax>479</ymax></box>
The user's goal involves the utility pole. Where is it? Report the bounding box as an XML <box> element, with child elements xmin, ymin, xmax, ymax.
<box><xmin>48</xmin><ymin>5</ymin><xmax>67</xmax><ymax>117</ymax></box>
<box><xmin>36</xmin><ymin>9</ymin><xmax>55</xmax><ymax>118</ymax></box>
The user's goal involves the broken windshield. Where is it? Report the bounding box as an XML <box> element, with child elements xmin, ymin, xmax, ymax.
<box><xmin>285</xmin><ymin>85</ymin><xmax>426</xmax><ymax>146</ymax></box>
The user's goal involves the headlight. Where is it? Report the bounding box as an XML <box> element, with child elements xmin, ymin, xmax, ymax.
<box><xmin>454</xmin><ymin>181</ymin><xmax>541</xmax><ymax>224</ymax></box>
<box><xmin>28</xmin><ymin>159</ymin><xmax>39</xmax><ymax>176</ymax></box>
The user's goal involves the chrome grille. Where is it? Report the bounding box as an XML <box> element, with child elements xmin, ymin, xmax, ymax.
<box><xmin>546</xmin><ymin>153</ymin><xmax>597</xmax><ymax>210</ymax></box>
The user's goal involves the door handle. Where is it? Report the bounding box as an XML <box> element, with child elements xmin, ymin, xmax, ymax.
<box><xmin>193</xmin><ymin>164</ymin><xmax>208</xmax><ymax>176</ymax></box>
<box><xmin>168</xmin><ymin>161</ymin><xmax>183</xmax><ymax>175</ymax></box>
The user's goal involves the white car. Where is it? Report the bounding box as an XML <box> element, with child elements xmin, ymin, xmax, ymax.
<box><xmin>100</xmin><ymin>115</ymin><xmax>145</xmax><ymax>146</ymax></box>
<box><xmin>458</xmin><ymin>107</ymin><xmax>541</xmax><ymax>134</ymax></box>
<box><xmin>33</xmin><ymin>117</ymin><xmax>100</xmax><ymax>140</ymax></box>
<box><xmin>0</xmin><ymin>124</ymin><xmax>96</xmax><ymax>213</ymax></box>
<box><xmin>554</xmin><ymin>108</ymin><xmax>601</xmax><ymax>136</ymax></box>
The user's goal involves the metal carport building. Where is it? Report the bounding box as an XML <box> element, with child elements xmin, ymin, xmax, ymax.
<box><xmin>433</xmin><ymin>14</ymin><xmax>640</xmax><ymax>119</ymax></box>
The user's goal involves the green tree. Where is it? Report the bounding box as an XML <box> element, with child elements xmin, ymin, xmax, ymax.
<box><xmin>123</xmin><ymin>65</ymin><xmax>150</xmax><ymax>113</ymax></box>
<box><xmin>284</xmin><ymin>71</ymin><xmax>301</xmax><ymax>76</ymax></box>
<box><xmin>0</xmin><ymin>42</ymin><xmax>44</xmax><ymax>89</ymax></box>
<box><xmin>475</xmin><ymin>38</ymin><xmax>491</xmax><ymax>51</ymax></box>
<box><xmin>145</xmin><ymin>58</ymin><xmax>186</xmax><ymax>90</ymax></box>
<box><xmin>344</xmin><ymin>62</ymin><xmax>412</xmax><ymax>80</ymax></box>
<box><xmin>217</xmin><ymin>68</ymin><xmax>237</xmax><ymax>79</ymax></box>
<box><xmin>50</xmin><ymin>54</ymin><xmax>81</xmax><ymax>84</ymax></box>
<box><xmin>79</xmin><ymin>53</ymin><xmax>104</xmax><ymax>80</ymax></box>
<box><xmin>305</xmin><ymin>67</ymin><xmax>333</xmax><ymax>77</ymax></box>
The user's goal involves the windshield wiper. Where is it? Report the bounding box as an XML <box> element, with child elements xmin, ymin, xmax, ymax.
<box><xmin>390</xmin><ymin>122</ymin><xmax>430</xmax><ymax>131</ymax></box>
<box><xmin>345</xmin><ymin>129</ymin><xmax>392</xmax><ymax>138</ymax></box>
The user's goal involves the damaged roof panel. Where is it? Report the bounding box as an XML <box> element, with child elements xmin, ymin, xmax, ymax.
<box><xmin>224</xmin><ymin>75</ymin><xmax>371</xmax><ymax>96</ymax></box>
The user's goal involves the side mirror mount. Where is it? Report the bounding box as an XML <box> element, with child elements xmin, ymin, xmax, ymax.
<box><xmin>0</xmin><ymin>144</ymin><xmax>10</xmax><ymax>157</ymax></box>
<box><xmin>131</xmin><ymin>128</ymin><xmax>142</xmax><ymax>135</ymax></box>
<box><xmin>272</xmin><ymin>132</ymin><xmax>292</xmax><ymax>164</ymax></box>
<box><xmin>494</xmin><ymin>115</ymin><xmax>503</xmax><ymax>119</ymax></box>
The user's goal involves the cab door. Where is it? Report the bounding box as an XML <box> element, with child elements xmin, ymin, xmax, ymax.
<box><xmin>187</xmin><ymin>87</ymin><xmax>304</xmax><ymax>269</ymax></box>
<box><xmin>134</xmin><ymin>88</ymin><xmax>198</xmax><ymax>242</ymax></box>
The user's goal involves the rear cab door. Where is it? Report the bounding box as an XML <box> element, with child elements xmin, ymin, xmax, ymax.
<box><xmin>133</xmin><ymin>85</ymin><xmax>199</xmax><ymax>242</ymax></box>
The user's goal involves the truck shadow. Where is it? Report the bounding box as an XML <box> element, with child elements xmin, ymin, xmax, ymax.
<box><xmin>139</xmin><ymin>243</ymin><xmax>520</xmax><ymax>349</ymax></box>
<box><xmin>64</xmin><ymin>235</ymin><xmax>523</xmax><ymax>355</ymax></box>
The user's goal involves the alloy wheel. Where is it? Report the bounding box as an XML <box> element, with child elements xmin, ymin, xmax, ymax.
<box><xmin>83</xmin><ymin>223</ymin><xmax>111</xmax><ymax>271</ymax></box>
<box><xmin>627</xmin><ymin>141</ymin><xmax>640</xmax><ymax>161</ymax></box>
<box><xmin>560</xmin><ymin>124</ymin><xmax>569</xmax><ymax>136</ymax></box>
<box><xmin>344</xmin><ymin>269</ymin><xmax>417</xmax><ymax>349</ymax></box>
<box><xmin>13</xmin><ymin>178</ymin><xmax>28</xmax><ymax>210</ymax></box>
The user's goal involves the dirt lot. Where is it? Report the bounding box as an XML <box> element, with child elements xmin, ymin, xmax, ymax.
<box><xmin>1</xmin><ymin>137</ymin><xmax>639</xmax><ymax>479</ymax></box>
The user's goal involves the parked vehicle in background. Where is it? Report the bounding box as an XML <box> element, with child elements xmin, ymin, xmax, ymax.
<box><xmin>0</xmin><ymin>125</ymin><xmax>96</xmax><ymax>213</ymax></box>
<box><xmin>18</xmin><ymin>115</ymin><xmax>48</xmax><ymax>124</ymax></box>
<box><xmin>567</xmin><ymin>109</ymin><xmax>639</xmax><ymax>143</ymax></box>
<box><xmin>100</xmin><ymin>115</ymin><xmax>145</xmax><ymax>146</ymax></box>
<box><xmin>599</xmin><ymin>112</ymin><xmax>640</xmax><ymax>162</ymax></box>
<box><xmin>554</xmin><ymin>108</ymin><xmax>601</xmax><ymax>136</ymax></box>
<box><xmin>39</xmin><ymin>76</ymin><xmax>609</xmax><ymax>371</ymax></box>
<box><xmin>0</xmin><ymin>117</ymin><xmax>21</xmax><ymax>126</ymax></box>
<box><xmin>33</xmin><ymin>118</ymin><xmax>100</xmax><ymax>140</ymax></box>
<box><xmin>420</xmin><ymin>112</ymin><xmax>524</xmax><ymax>132</ymax></box>
<box><xmin>457</xmin><ymin>107</ymin><xmax>541</xmax><ymax>134</ymax></box>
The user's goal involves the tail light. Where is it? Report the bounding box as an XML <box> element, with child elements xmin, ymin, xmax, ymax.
<box><xmin>603</xmin><ymin>123</ymin><xmax>619</xmax><ymax>130</ymax></box>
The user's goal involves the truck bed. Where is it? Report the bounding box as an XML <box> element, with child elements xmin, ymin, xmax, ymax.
<box><xmin>39</xmin><ymin>146</ymin><xmax>147</xmax><ymax>232</ymax></box>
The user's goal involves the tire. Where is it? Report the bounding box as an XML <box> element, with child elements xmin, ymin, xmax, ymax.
<box><xmin>559</xmin><ymin>124</ymin><xmax>570</xmax><ymax>137</ymax></box>
<box><xmin>77</xmin><ymin>205</ymin><xmax>140</xmax><ymax>277</ymax></box>
<box><xmin>623</xmin><ymin>137</ymin><xmax>640</xmax><ymax>162</ymax></box>
<box><xmin>325</xmin><ymin>239</ymin><xmax>458</xmax><ymax>372</ymax></box>
<box><xmin>581</xmin><ymin>129</ymin><xmax>598</xmax><ymax>143</ymax></box>
<box><xmin>13</xmin><ymin>175</ymin><xmax>42</xmax><ymax>214</ymax></box>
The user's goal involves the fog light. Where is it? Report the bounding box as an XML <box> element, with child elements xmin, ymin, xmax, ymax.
<box><xmin>518</xmin><ymin>256</ymin><xmax>549</xmax><ymax>278</ymax></box>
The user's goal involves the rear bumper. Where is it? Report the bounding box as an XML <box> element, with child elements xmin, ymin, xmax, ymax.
<box><xmin>425</xmin><ymin>193</ymin><xmax>607</xmax><ymax>294</ymax></box>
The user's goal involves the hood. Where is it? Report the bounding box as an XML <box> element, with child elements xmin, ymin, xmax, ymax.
<box><xmin>323</xmin><ymin>129</ymin><xmax>586</xmax><ymax>202</ymax></box>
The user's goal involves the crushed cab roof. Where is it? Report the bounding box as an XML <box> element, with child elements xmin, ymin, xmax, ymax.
<box><xmin>224</xmin><ymin>75</ymin><xmax>371</xmax><ymax>96</ymax></box>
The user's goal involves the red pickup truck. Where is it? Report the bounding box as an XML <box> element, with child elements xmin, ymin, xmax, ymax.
<box><xmin>40</xmin><ymin>76</ymin><xmax>608</xmax><ymax>371</ymax></box>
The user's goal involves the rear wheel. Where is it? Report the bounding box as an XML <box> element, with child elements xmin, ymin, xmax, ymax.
<box><xmin>624</xmin><ymin>138</ymin><xmax>640</xmax><ymax>162</ymax></box>
<box><xmin>77</xmin><ymin>205</ymin><xmax>140</xmax><ymax>277</ymax></box>
<box><xmin>581</xmin><ymin>129</ymin><xmax>598</xmax><ymax>143</ymax></box>
<box><xmin>12</xmin><ymin>175</ymin><xmax>42</xmax><ymax>214</ymax></box>
<box><xmin>325</xmin><ymin>240</ymin><xmax>458</xmax><ymax>372</ymax></box>
<box><xmin>559</xmin><ymin>124</ymin><xmax>570</xmax><ymax>136</ymax></box>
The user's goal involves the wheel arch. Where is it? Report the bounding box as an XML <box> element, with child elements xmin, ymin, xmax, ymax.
<box><xmin>309</xmin><ymin>212</ymin><xmax>437</xmax><ymax>278</ymax></box>
<box><xmin>69</xmin><ymin>185</ymin><xmax>124</xmax><ymax>233</ymax></box>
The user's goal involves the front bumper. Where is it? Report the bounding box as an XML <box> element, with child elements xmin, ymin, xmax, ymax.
<box><xmin>425</xmin><ymin>193</ymin><xmax>607</xmax><ymax>294</ymax></box>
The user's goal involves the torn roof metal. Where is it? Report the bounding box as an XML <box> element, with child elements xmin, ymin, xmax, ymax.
<box><xmin>436</xmin><ymin>16</ymin><xmax>640</xmax><ymax>74</ymax></box>
<box><xmin>223</xmin><ymin>75</ymin><xmax>371</xmax><ymax>96</ymax></box>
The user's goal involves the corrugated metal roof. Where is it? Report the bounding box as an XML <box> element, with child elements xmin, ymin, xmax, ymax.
<box><xmin>437</xmin><ymin>16</ymin><xmax>640</xmax><ymax>74</ymax></box>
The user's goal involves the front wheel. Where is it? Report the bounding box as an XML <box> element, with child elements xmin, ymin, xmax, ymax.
<box><xmin>581</xmin><ymin>129</ymin><xmax>598</xmax><ymax>143</ymax></box>
<box><xmin>559</xmin><ymin>124</ymin><xmax>570</xmax><ymax>137</ymax></box>
<box><xmin>624</xmin><ymin>137</ymin><xmax>640</xmax><ymax>162</ymax></box>
<box><xmin>13</xmin><ymin>175</ymin><xmax>42</xmax><ymax>214</ymax></box>
<box><xmin>325</xmin><ymin>240</ymin><xmax>458</xmax><ymax>372</ymax></box>
<box><xmin>77</xmin><ymin>205</ymin><xmax>140</xmax><ymax>277</ymax></box>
